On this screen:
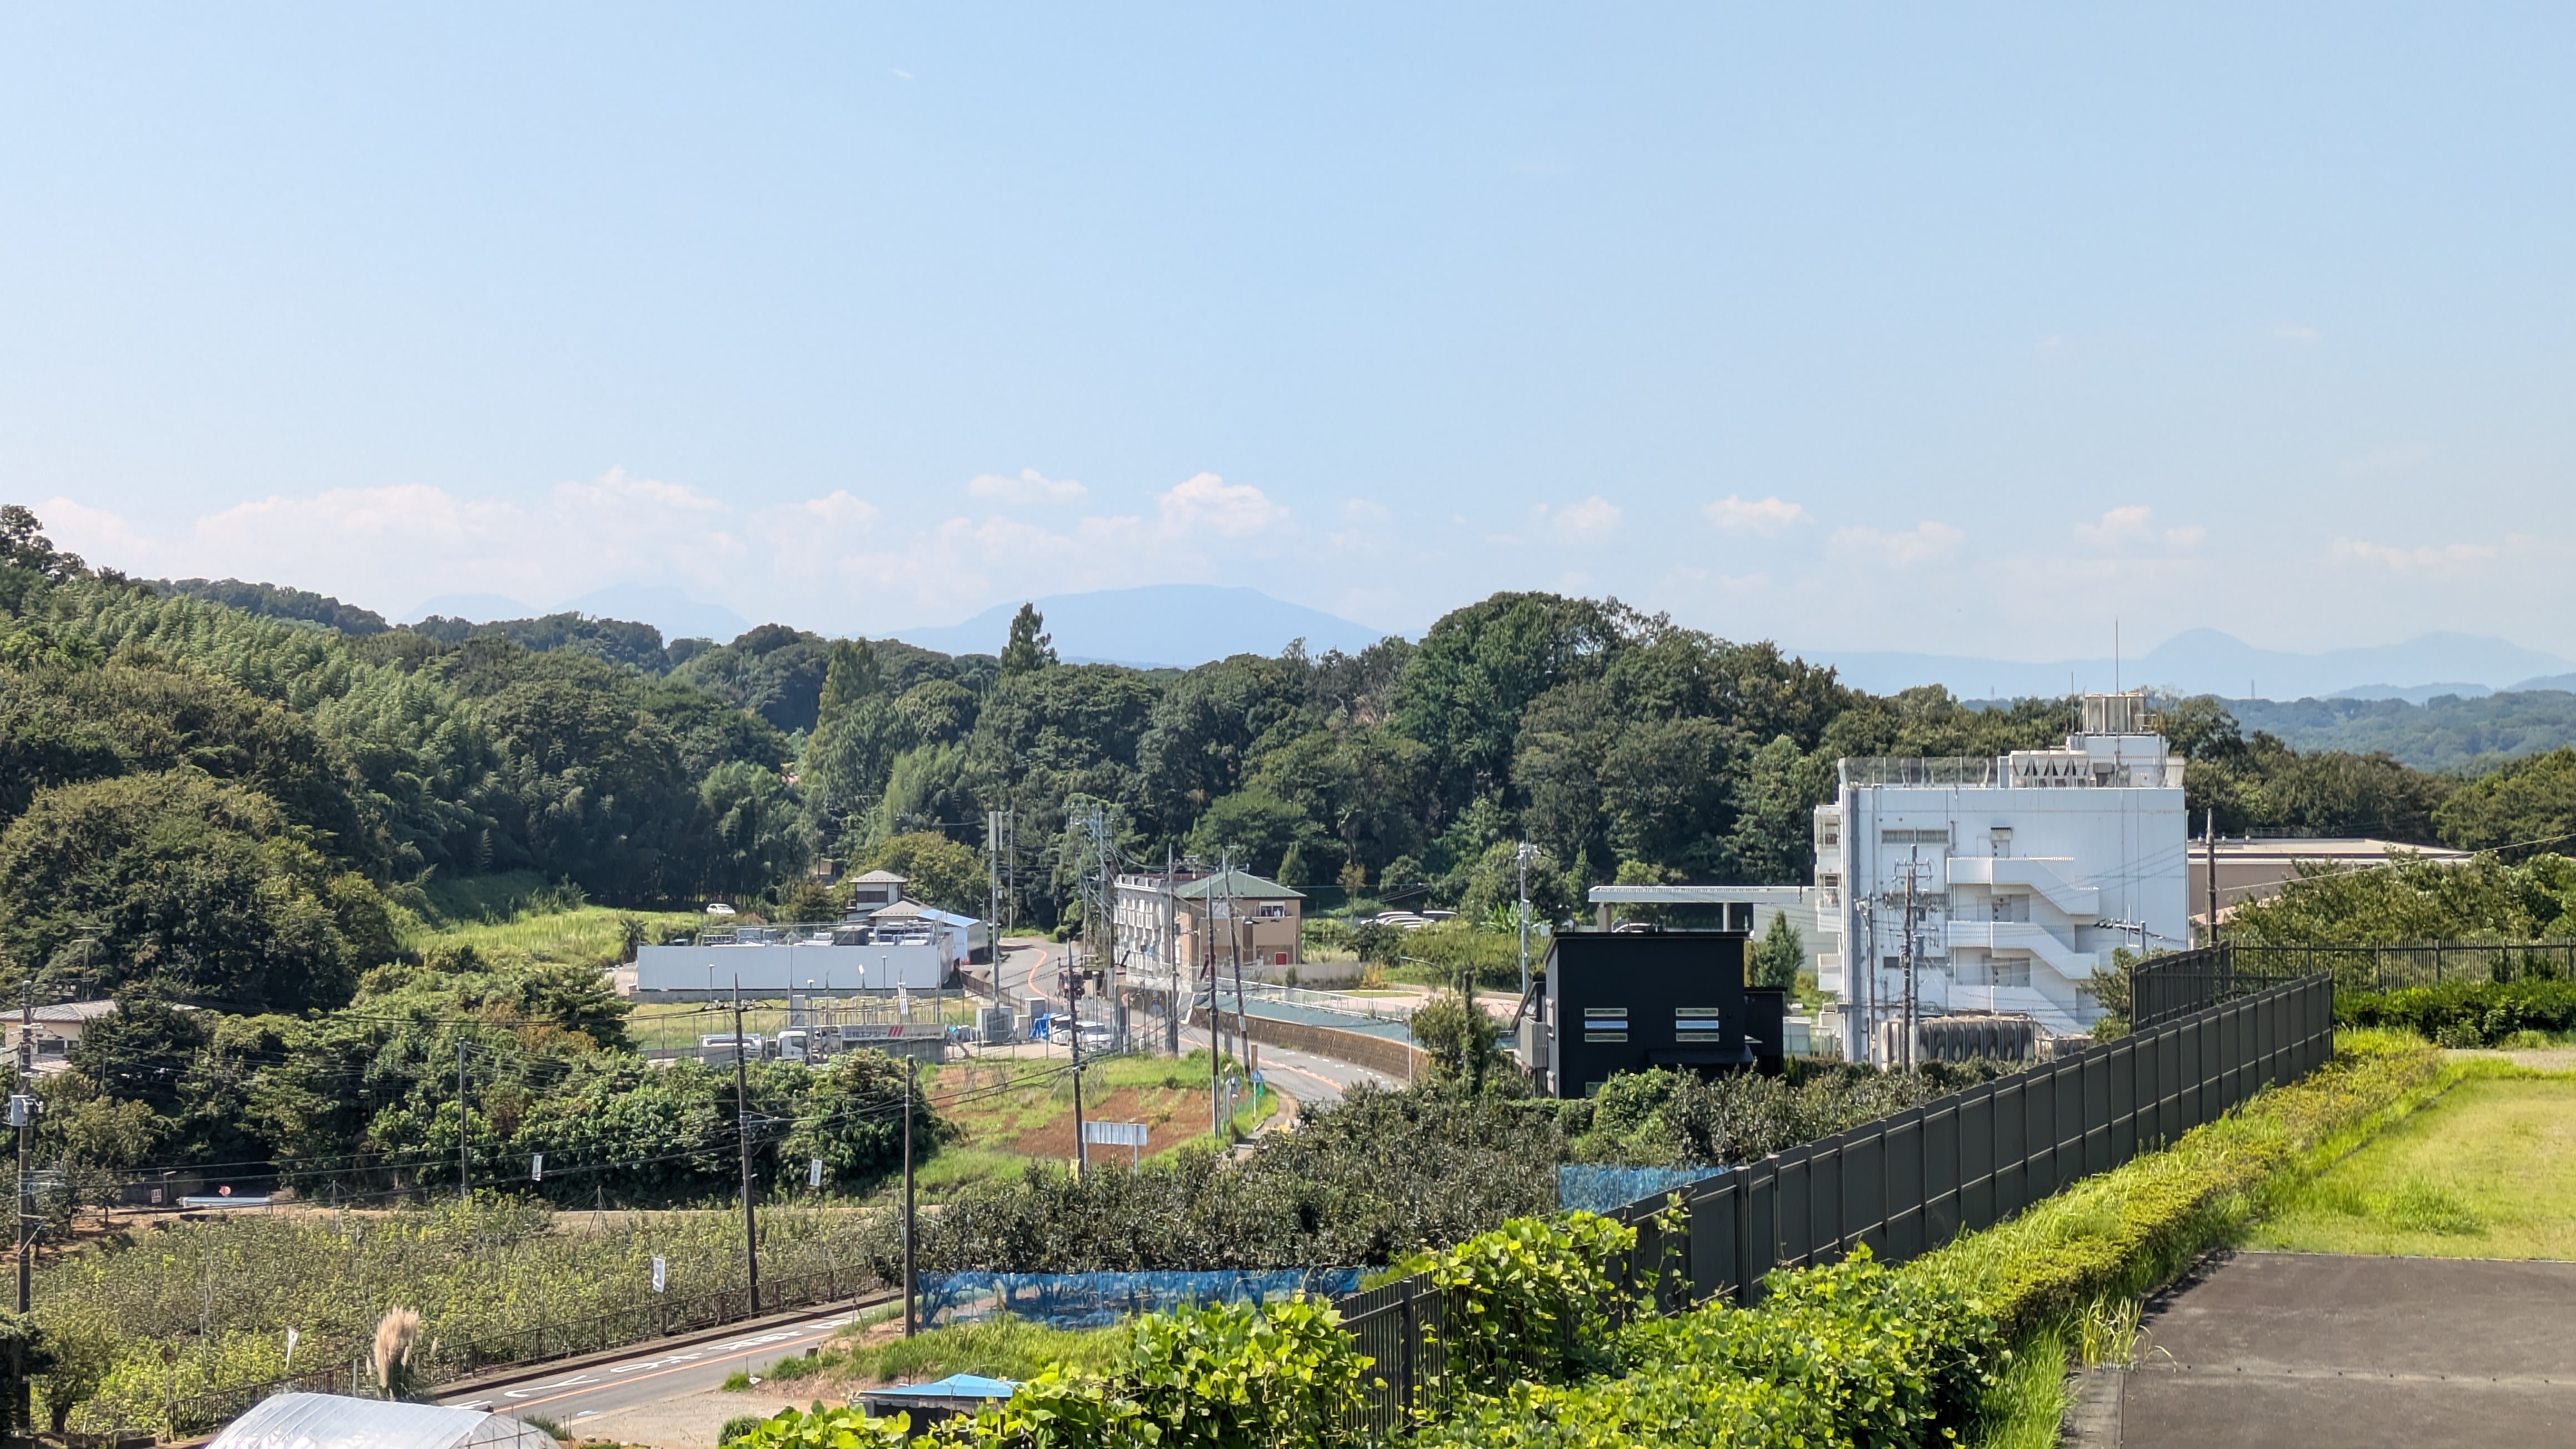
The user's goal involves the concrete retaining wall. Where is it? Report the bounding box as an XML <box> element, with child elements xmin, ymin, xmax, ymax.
<box><xmin>1188</xmin><ymin>1005</ymin><xmax>1430</xmax><ymax>1080</ymax></box>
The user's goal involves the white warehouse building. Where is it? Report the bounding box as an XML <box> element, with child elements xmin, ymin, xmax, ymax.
<box><xmin>1815</xmin><ymin>693</ymin><xmax>2188</xmax><ymax>1060</ymax></box>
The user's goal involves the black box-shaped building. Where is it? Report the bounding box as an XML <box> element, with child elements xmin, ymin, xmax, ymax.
<box><xmin>1529</xmin><ymin>929</ymin><xmax>1783</xmax><ymax>1097</ymax></box>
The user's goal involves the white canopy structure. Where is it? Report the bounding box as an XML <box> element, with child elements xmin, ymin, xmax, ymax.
<box><xmin>209</xmin><ymin>1394</ymin><xmax>551</xmax><ymax>1449</ymax></box>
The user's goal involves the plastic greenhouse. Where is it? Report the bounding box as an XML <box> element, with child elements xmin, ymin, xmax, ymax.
<box><xmin>208</xmin><ymin>1394</ymin><xmax>553</xmax><ymax>1449</ymax></box>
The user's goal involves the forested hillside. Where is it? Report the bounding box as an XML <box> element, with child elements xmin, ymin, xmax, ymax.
<box><xmin>2227</xmin><ymin>689</ymin><xmax>2576</xmax><ymax>772</ymax></box>
<box><xmin>11</xmin><ymin>501</ymin><xmax>2576</xmax><ymax>1020</ymax></box>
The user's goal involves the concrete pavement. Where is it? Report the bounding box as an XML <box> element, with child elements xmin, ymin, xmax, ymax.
<box><xmin>2112</xmin><ymin>1252</ymin><xmax>2576</xmax><ymax>1446</ymax></box>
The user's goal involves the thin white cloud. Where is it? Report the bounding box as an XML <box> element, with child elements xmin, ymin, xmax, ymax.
<box><xmin>46</xmin><ymin>470</ymin><xmax>755</xmax><ymax>618</ymax></box>
<box><xmin>967</xmin><ymin>468</ymin><xmax>1087</xmax><ymax>504</ymax></box>
<box><xmin>1701</xmin><ymin>494</ymin><xmax>1811</xmax><ymax>536</ymax></box>
<box><xmin>2339</xmin><ymin>445</ymin><xmax>2432</xmax><ymax>476</ymax></box>
<box><xmin>1543</xmin><ymin>496</ymin><xmax>1621</xmax><ymax>540</ymax></box>
<box><xmin>1156</xmin><ymin>472</ymin><xmax>1289</xmax><ymax>537</ymax></box>
<box><xmin>2328</xmin><ymin>537</ymin><xmax>2501</xmax><ymax>576</ymax></box>
<box><xmin>1828</xmin><ymin>520</ymin><xmax>1965</xmax><ymax>568</ymax></box>
<box><xmin>2274</xmin><ymin>324</ymin><xmax>2321</xmax><ymax>343</ymax></box>
<box><xmin>2074</xmin><ymin>505</ymin><xmax>2204</xmax><ymax>551</ymax></box>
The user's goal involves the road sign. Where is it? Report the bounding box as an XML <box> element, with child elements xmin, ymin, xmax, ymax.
<box><xmin>1082</xmin><ymin>1119</ymin><xmax>1151</xmax><ymax>1165</ymax></box>
<box><xmin>531</xmin><ymin>1153</ymin><xmax>544</xmax><ymax>1182</ymax></box>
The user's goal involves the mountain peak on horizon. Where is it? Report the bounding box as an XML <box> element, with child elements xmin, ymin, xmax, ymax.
<box><xmin>891</xmin><ymin>585</ymin><xmax>1391</xmax><ymax>667</ymax></box>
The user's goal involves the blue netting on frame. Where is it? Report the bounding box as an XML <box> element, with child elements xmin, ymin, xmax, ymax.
<box><xmin>1556</xmin><ymin>1164</ymin><xmax>1722</xmax><ymax>1216</ymax></box>
<box><xmin>916</xmin><ymin>1269</ymin><xmax>1367</xmax><ymax>1331</ymax></box>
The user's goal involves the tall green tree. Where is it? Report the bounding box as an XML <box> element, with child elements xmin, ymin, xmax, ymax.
<box><xmin>1751</xmin><ymin>912</ymin><xmax>1805</xmax><ymax>990</ymax></box>
<box><xmin>999</xmin><ymin>604</ymin><xmax>1056</xmax><ymax>676</ymax></box>
<box><xmin>804</xmin><ymin>639</ymin><xmax>912</xmax><ymax>825</ymax></box>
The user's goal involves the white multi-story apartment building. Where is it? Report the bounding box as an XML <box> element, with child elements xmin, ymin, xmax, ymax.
<box><xmin>1813</xmin><ymin>693</ymin><xmax>2187</xmax><ymax>1060</ymax></box>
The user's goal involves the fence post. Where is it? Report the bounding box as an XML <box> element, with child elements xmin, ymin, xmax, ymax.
<box><xmin>1397</xmin><ymin>1283</ymin><xmax>1416</xmax><ymax>1425</ymax></box>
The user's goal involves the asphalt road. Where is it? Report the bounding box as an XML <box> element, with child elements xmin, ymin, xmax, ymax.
<box><xmin>440</xmin><ymin>1300</ymin><xmax>891</xmax><ymax>1423</ymax></box>
<box><xmin>990</xmin><ymin>937</ymin><xmax>1395</xmax><ymax>1105</ymax></box>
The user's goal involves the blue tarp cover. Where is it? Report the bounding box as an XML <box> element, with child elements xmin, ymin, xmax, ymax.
<box><xmin>917</xmin><ymin>1268</ymin><xmax>1365</xmax><ymax>1330</ymax></box>
<box><xmin>889</xmin><ymin>1374</ymin><xmax>1016</xmax><ymax>1399</ymax></box>
<box><xmin>1556</xmin><ymin>1164</ymin><xmax>1724</xmax><ymax>1215</ymax></box>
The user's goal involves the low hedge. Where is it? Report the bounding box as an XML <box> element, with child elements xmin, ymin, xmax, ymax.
<box><xmin>1416</xmin><ymin>1250</ymin><xmax>1998</xmax><ymax>1449</ymax></box>
<box><xmin>2338</xmin><ymin>979</ymin><xmax>2576</xmax><ymax>1047</ymax></box>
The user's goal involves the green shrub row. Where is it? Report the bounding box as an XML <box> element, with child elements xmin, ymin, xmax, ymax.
<box><xmin>2338</xmin><ymin>979</ymin><xmax>2576</xmax><ymax>1048</ymax></box>
<box><xmin>1414</xmin><ymin>1249</ymin><xmax>1998</xmax><ymax>1449</ymax></box>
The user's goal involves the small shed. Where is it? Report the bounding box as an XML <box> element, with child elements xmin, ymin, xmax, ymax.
<box><xmin>208</xmin><ymin>1394</ymin><xmax>551</xmax><ymax>1449</ymax></box>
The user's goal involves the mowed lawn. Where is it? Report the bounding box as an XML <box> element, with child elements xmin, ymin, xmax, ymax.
<box><xmin>2251</xmin><ymin>1070</ymin><xmax>2576</xmax><ymax>1259</ymax></box>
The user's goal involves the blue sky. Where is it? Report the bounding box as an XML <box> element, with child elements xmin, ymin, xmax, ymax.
<box><xmin>6</xmin><ymin>5</ymin><xmax>2574</xmax><ymax>658</ymax></box>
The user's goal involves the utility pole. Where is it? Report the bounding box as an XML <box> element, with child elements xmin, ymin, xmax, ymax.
<box><xmin>2204</xmin><ymin>809</ymin><xmax>2220</xmax><ymax>948</ymax></box>
<box><xmin>732</xmin><ymin>977</ymin><xmax>760</xmax><ymax>1314</ymax></box>
<box><xmin>1515</xmin><ymin>841</ymin><xmax>1534</xmax><ymax>1000</ymax></box>
<box><xmin>1068</xmin><ymin>945</ymin><xmax>1087</xmax><ymax>1176</ymax></box>
<box><xmin>1227</xmin><ymin>861</ymin><xmax>1251</xmax><ymax>1098</ymax></box>
<box><xmin>1208</xmin><ymin>858</ymin><xmax>1223</xmax><ymax>1139</ymax></box>
<box><xmin>901</xmin><ymin>1056</ymin><xmax>917</xmax><ymax>1337</ymax></box>
<box><xmin>15</xmin><ymin>981</ymin><xmax>33</xmax><ymax>1431</ymax></box>
<box><xmin>457</xmin><ymin>1039</ymin><xmax>471</xmax><ymax>1200</ymax></box>
<box><xmin>1164</xmin><ymin>843</ymin><xmax>1181</xmax><ymax>1056</ymax></box>
<box><xmin>1901</xmin><ymin>848</ymin><xmax>1920</xmax><ymax>1075</ymax></box>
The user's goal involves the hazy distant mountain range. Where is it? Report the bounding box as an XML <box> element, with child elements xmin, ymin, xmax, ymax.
<box><xmin>1807</xmin><ymin>628</ymin><xmax>2576</xmax><ymax>703</ymax></box>
<box><xmin>891</xmin><ymin>585</ymin><xmax>1392</xmax><ymax>666</ymax></box>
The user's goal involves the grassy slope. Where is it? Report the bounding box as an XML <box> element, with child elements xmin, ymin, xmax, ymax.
<box><xmin>2250</xmin><ymin>1065</ymin><xmax>2576</xmax><ymax>1258</ymax></box>
<box><xmin>410</xmin><ymin>901</ymin><xmax>702</xmax><ymax>967</ymax></box>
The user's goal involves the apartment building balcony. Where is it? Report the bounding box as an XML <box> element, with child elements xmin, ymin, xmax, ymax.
<box><xmin>1944</xmin><ymin>921</ymin><xmax>2097</xmax><ymax>980</ymax></box>
<box><xmin>1946</xmin><ymin>855</ymin><xmax>2101</xmax><ymax>920</ymax></box>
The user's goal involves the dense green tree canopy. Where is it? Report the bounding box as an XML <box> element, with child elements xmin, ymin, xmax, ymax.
<box><xmin>0</xmin><ymin>772</ymin><xmax>400</xmax><ymax>1011</ymax></box>
<box><xmin>2435</xmin><ymin>747</ymin><xmax>2576</xmax><ymax>853</ymax></box>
